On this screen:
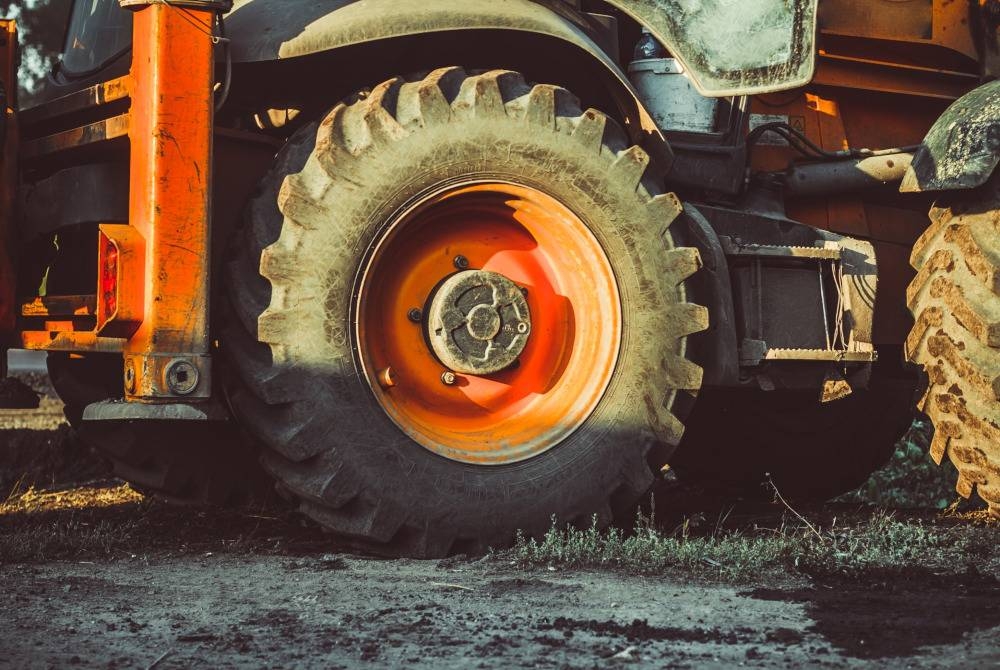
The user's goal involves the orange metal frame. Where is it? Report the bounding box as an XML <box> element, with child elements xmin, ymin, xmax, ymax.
<box><xmin>122</xmin><ymin>2</ymin><xmax>216</xmax><ymax>401</ymax></box>
<box><xmin>18</xmin><ymin>2</ymin><xmax>220</xmax><ymax>402</ymax></box>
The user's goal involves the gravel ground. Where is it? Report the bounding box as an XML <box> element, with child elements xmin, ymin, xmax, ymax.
<box><xmin>1</xmin><ymin>369</ymin><xmax>998</xmax><ymax>669</ymax></box>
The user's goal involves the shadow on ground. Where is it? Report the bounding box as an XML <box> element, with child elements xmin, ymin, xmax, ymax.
<box><xmin>748</xmin><ymin>571</ymin><xmax>1000</xmax><ymax>659</ymax></box>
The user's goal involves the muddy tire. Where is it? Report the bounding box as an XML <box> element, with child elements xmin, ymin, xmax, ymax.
<box><xmin>47</xmin><ymin>353</ymin><xmax>272</xmax><ymax>506</ymax></box>
<box><xmin>669</xmin><ymin>365</ymin><xmax>918</xmax><ymax>501</ymax></box>
<box><xmin>906</xmin><ymin>175</ymin><xmax>1000</xmax><ymax>517</ymax></box>
<box><xmin>224</xmin><ymin>68</ymin><xmax>708</xmax><ymax>556</ymax></box>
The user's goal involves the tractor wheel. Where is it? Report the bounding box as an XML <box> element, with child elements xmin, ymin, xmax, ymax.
<box><xmin>668</xmin><ymin>364</ymin><xmax>918</xmax><ymax>501</ymax></box>
<box><xmin>906</xmin><ymin>174</ymin><xmax>1000</xmax><ymax>517</ymax></box>
<box><xmin>224</xmin><ymin>68</ymin><xmax>708</xmax><ymax>557</ymax></box>
<box><xmin>47</xmin><ymin>352</ymin><xmax>272</xmax><ymax>506</ymax></box>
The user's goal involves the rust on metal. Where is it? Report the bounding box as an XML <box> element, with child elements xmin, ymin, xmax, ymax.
<box><xmin>19</xmin><ymin>75</ymin><xmax>132</xmax><ymax>127</ymax></box>
<box><xmin>21</xmin><ymin>114</ymin><xmax>130</xmax><ymax>161</ymax></box>
<box><xmin>20</xmin><ymin>331</ymin><xmax>125</xmax><ymax>353</ymax></box>
<box><xmin>20</xmin><ymin>295</ymin><xmax>96</xmax><ymax>318</ymax></box>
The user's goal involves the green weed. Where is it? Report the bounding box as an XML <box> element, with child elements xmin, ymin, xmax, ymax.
<box><xmin>507</xmin><ymin>508</ymin><xmax>999</xmax><ymax>582</ymax></box>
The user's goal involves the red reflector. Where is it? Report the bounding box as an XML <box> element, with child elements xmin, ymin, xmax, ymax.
<box><xmin>102</xmin><ymin>239</ymin><xmax>119</xmax><ymax>317</ymax></box>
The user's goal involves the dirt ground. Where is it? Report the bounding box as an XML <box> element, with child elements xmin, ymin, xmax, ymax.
<box><xmin>3</xmin><ymin>549</ymin><xmax>1000</xmax><ymax>669</ymax></box>
<box><xmin>2</xmin><ymin>369</ymin><xmax>999</xmax><ymax>669</ymax></box>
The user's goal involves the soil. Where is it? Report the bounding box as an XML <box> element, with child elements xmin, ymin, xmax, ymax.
<box><xmin>2</xmin><ymin>544</ymin><xmax>999</xmax><ymax>669</ymax></box>
<box><xmin>2</xmin><ymin>371</ymin><xmax>999</xmax><ymax>669</ymax></box>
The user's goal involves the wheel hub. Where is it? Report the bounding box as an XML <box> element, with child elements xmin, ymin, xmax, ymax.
<box><xmin>356</xmin><ymin>182</ymin><xmax>621</xmax><ymax>465</ymax></box>
<box><xmin>426</xmin><ymin>270</ymin><xmax>531</xmax><ymax>375</ymax></box>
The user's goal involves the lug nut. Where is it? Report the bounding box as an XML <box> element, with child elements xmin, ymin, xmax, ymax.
<box><xmin>453</xmin><ymin>255</ymin><xmax>470</xmax><ymax>270</ymax></box>
<box><xmin>441</xmin><ymin>371</ymin><xmax>457</xmax><ymax>386</ymax></box>
<box><xmin>377</xmin><ymin>367</ymin><xmax>397</xmax><ymax>389</ymax></box>
<box><xmin>407</xmin><ymin>308</ymin><xmax>423</xmax><ymax>323</ymax></box>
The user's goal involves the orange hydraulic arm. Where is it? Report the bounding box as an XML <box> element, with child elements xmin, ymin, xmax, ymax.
<box><xmin>119</xmin><ymin>0</ymin><xmax>228</xmax><ymax>401</ymax></box>
<box><xmin>18</xmin><ymin>0</ymin><xmax>230</xmax><ymax>404</ymax></box>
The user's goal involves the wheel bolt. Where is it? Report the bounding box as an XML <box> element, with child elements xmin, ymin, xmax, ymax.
<box><xmin>453</xmin><ymin>255</ymin><xmax>470</xmax><ymax>270</ymax></box>
<box><xmin>407</xmin><ymin>308</ymin><xmax>423</xmax><ymax>323</ymax></box>
<box><xmin>165</xmin><ymin>360</ymin><xmax>199</xmax><ymax>396</ymax></box>
<box><xmin>377</xmin><ymin>367</ymin><xmax>397</xmax><ymax>389</ymax></box>
<box><xmin>441</xmin><ymin>371</ymin><xmax>457</xmax><ymax>386</ymax></box>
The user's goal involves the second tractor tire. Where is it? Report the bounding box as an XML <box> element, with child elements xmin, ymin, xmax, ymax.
<box><xmin>906</xmin><ymin>173</ymin><xmax>1000</xmax><ymax>517</ymax></box>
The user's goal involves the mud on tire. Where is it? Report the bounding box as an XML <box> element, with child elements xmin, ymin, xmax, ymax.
<box><xmin>224</xmin><ymin>68</ymin><xmax>708</xmax><ymax>556</ymax></box>
<box><xmin>906</xmin><ymin>174</ymin><xmax>1000</xmax><ymax>516</ymax></box>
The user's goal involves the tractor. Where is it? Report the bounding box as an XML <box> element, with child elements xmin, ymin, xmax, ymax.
<box><xmin>0</xmin><ymin>0</ymin><xmax>996</xmax><ymax>556</ymax></box>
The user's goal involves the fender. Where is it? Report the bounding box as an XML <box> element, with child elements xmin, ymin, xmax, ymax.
<box><xmin>605</xmin><ymin>0</ymin><xmax>817</xmax><ymax>97</ymax></box>
<box><xmin>226</xmin><ymin>0</ymin><xmax>674</xmax><ymax>163</ymax></box>
<box><xmin>227</xmin><ymin>0</ymin><xmax>818</xmax><ymax>98</ymax></box>
<box><xmin>901</xmin><ymin>79</ymin><xmax>1000</xmax><ymax>193</ymax></box>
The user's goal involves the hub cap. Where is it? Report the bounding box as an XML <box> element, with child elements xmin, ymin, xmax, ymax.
<box><xmin>355</xmin><ymin>182</ymin><xmax>621</xmax><ymax>465</ymax></box>
<box><xmin>427</xmin><ymin>270</ymin><xmax>531</xmax><ymax>375</ymax></box>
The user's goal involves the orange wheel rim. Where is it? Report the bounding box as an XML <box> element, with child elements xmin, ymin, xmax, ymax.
<box><xmin>356</xmin><ymin>182</ymin><xmax>621</xmax><ymax>465</ymax></box>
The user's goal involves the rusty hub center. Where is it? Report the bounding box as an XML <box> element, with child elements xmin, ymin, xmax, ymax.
<box><xmin>426</xmin><ymin>270</ymin><xmax>531</xmax><ymax>375</ymax></box>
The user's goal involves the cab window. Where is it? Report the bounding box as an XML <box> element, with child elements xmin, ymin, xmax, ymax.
<box><xmin>61</xmin><ymin>0</ymin><xmax>132</xmax><ymax>75</ymax></box>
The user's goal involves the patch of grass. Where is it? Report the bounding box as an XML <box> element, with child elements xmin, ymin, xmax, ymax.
<box><xmin>506</xmin><ymin>509</ymin><xmax>1000</xmax><ymax>582</ymax></box>
<box><xmin>0</xmin><ymin>515</ymin><xmax>145</xmax><ymax>563</ymax></box>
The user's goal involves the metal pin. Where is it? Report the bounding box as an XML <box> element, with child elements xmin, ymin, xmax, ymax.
<box><xmin>377</xmin><ymin>367</ymin><xmax>397</xmax><ymax>389</ymax></box>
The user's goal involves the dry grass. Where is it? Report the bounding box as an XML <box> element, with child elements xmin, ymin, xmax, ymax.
<box><xmin>1</xmin><ymin>482</ymin><xmax>143</xmax><ymax>515</ymax></box>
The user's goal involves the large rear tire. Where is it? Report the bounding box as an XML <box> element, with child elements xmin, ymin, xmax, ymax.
<box><xmin>906</xmin><ymin>175</ymin><xmax>1000</xmax><ymax>517</ymax></box>
<box><xmin>224</xmin><ymin>68</ymin><xmax>708</xmax><ymax>556</ymax></box>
